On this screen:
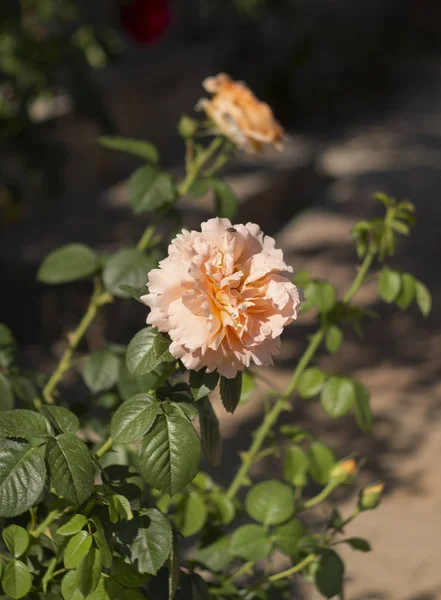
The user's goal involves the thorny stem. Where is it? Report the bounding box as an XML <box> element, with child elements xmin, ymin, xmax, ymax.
<box><xmin>226</xmin><ymin>329</ymin><xmax>324</xmax><ymax>500</ymax></box>
<box><xmin>41</xmin><ymin>280</ymin><xmax>112</xmax><ymax>404</ymax></box>
<box><xmin>226</xmin><ymin>248</ymin><xmax>376</xmax><ymax>501</ymax></box>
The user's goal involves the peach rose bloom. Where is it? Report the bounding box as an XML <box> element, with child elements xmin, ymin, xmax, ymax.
<box><xmin>196</xmin><ymin>73</ymin><xmax>284</xmax><ymax>154</ymax></box>
<box><xmin>141</xmin><ymin>218</ymin><xmax>300</xmax><ymax>378</ymax></box>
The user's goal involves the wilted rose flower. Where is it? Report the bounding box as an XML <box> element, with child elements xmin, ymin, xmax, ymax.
<box><xmin>141</xmin><ymin>218</ymin><xmax>300</xmax><ymax>378</ymax></box>
<box><xmin>196</xmin><ymin>73</ymin><xmax>284</xmax><ymax>154</ymax></box>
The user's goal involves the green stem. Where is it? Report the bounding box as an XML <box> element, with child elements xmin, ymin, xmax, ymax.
<box><xmin>269</xmin><ymin>554</ymin><xmax>317</xmax><ymax>582</ymax></box>
<box><xmin>42</xmin><ymin>557</ymin><xmax>57</xmax><ymax>592</ymax></box>
<box><xmin>228</xmin><ymin>561</ymin><xmax>254</xmax><ymax>582</ymax></box>
<box><xmin>136</xmin><ymin>224</ymin><xmax>155</xmax><ymax>251</ymax></box>
<box><xmin>30</xmin><ymin>509</ymin><xmax>62</xmax><ymax>538</ymax></box>
<box><xmin>343</xmin><ymin>247</ymin><xmax>376</xmax><ymax>303</ymax></box>
<box><xmin>300</xmin><ymin>482</ymin><xmax>338</xmax><ymax>511</ymax></box>
<box><xmin>96</xmin><ymin>436</ymin><xmax>113</xmax><ymax>458</ymax></box>
<box><xmin>51</xmin><ymin>568</ymin><xmax>68</xmax><ymax>579</ymax></box>
<box><xmin>41</xmin><ymin>281</ymin><xmax>112</xmax><ymax>404</ymax></box>
<box><xmin>178</xmin><ymin>137</ymin><xmax>223</xmax><ymax>196</ymax></box>
<box><xmin>226</xmin><ymin>248</ymin><xmax>376</xmax><ymax>501</ymax></box>
<box><xmin>226</xmin><ymin>329</ymin><xmax>324</xmax><ymax>500</ymax></box>
<box><xmin>338</xmin><ymin>507</ymin><xmax>361</xmax><ymax>530</ymax></box>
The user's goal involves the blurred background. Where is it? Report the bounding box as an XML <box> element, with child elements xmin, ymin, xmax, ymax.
<box><xmin>1</xmin><ymin>1</ymin><xmax>441</xmax><ymax>598</ymax></box>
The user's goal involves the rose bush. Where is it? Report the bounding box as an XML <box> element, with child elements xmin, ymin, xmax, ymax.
<box><xmin>0</xmin><ymin>75</ymin><xmax>431</xmax><ymax>600</ymax></box>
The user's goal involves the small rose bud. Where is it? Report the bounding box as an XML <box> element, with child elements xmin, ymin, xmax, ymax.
<box><xmin>358</xmin><ymin>482</ymin><xmax>384</xmax><ymax>511</ymax></box>
<box><xmin>178</xmin><ymin>115</ymin><xmax>199</xmax><ymax>139</ymax></box>
<box><xmin>329</xmin><ymin>459</ymin><xmax>358</xmax><ymax>485</ymax></box>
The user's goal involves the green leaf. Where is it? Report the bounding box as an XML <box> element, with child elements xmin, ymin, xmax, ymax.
<box><xmin>283</xmin><ymin>446</ymin><xmax>309</xmax><ymax>487</ymax></box>
<box><xmin>272</xmin><ymin>519</ymin><xmax>306</xmax><ymax>557</ymax></box>
<box><xmin>117</xmin><ymin>363</ymin><xmax>157</xmax><ymax>402</ymax></box>
<box><xmin>211</xmin><ymin>179</ymin><xmax>238</xmax><ymax>220</ymax></box>
<box><xmin>211</xmin><ymin>491</ymin><xmax>236</xmax><ymax>525</ymax></box>
<box><xmin>307</xmin><ymin>441</ymin><xmax>335</xmax><ymax>485</ymax></box>
<box><xmin>230</xmin><ymin>524</ymin><xmax>271</xmax><ymax>561</ymax></box>
<box><xmin>353</xmin><ymin>380</ymin><xmax>372</xmax><ymax>432</ymax></box>
<box><xmin>58</xmin><ymin>514</ymin><xmax>88</xmax><ymax>536</ymax></box>
<box><xmin>175</xmin><ymin>490</ymin><xmax>207</xmax><ymax>537</ymax></box>
<box><xmin>2</xmin><ymin>525</ymin><xmax>29</xmax><ymax>558</ymax></box>
<box><xmin>118</xmin><ymin>285</ymin><xmax>146</xmax><ymax>303</ymax></box>
<box><xmin>0</xmin><ymin>374</ymin><xmax>14</xmax><ymax>411</ymax></box>
<box><xmin>111</xmin><ymin>393</ymin><xmax>160</xmax><ymax>444</ymax></box>
<box><xmin>64</xmin><ymin>531</ymin><xmax>93</xmax><ymax>569</ymax></box>
<box><xmin>41</xmin><ymin>405</ymin><xmax>80</xmax><ymax>434</ymax></box>
<box><xmin>139</xmin><ymin>413</ymin><xmax>201</xmax><ymax>496</ymax></box>
<box><xmin>189</xmin><ymin>369</ymin><xmax>219</xmax><ymax>401</ymax></box>
<box><xmin>199</xmin><ymin>397</ymin><xmax>222</xmax><ymax>467</ymax></box>
<box><xmin>344</xmin><ymin>537</ymin><xmax>371</xmax><ymax>552</ymax></box>
<box><xmin>0</xmin><ymin>440</ymin><xmax>46</xmax><ymax>517</ymax></box>
<box><xmin>46</xmin><ymin>433</ymin><xmax>94</xmax><ymax>507</ymax></box>
<box><xmin>110</xmin><ymin>558</ymin><xmax>149</xmax><ymax>587</ymax></box>
<box><xmin>390</xmin><ymin>220</ymin><xmax>410</xmax><ymax>235</ymax></box>
<box><xmin>195</xmin><ymin>536</ymin><xmax>232</xmax><ymax>572</ymax></box>
<box><xmin>85</xmin><ymin>578</ymin><xmax>112</xmax><ymax>600</ymax></box>
<box><xmin>83</xmin><ymin>351</ymin><xmax>121</xmax><ymax>393</ymax></box>
<box><xmin>110</xmin><ymin>558</ymin><xmax>148</xmax><ymax>588</ymax></box>
<box><xmin>2</xmin><ymin>559</ymin><xmax>32</xmax><ymax>599</ymax></box>
<box><xmin>395</xmin><ymin>273</ymin><xmax>416</xmax><ymax>309</ymax></box>
<box><xmin>103</xmin><ymin>249</ymin><xmax>154</xmax><ymax>299</ymax></box>
<box><xmin>76</xmin><ymin>547</ymin><xmax>102</xmax><ymax>596</ymax></box>
<box><xmin>188</xmin><ymin>178</ymin><xmax>212</xmax><ymax>198</ymax></box>
<box><xmin>0</xmin><ymin>409</ymin><xmax>50</xmax><ymax>439</ymax></box>
<box><xmin>304</xmin><ymin>281</ymin><xmax>336</xmax><ymax>313</ymax></box>
<box><xmin>129</xmin><ymin>165</ymin><xmax>176</xmax><ymax>213</ymax></box>
<box><xmin>37</xmin><ymin>244</ymin><xmax>99</xmax><ymax>284</ymax></box>
<box><xmin>176</xmin><ymin>573</ymin><xmax>211</xmax><ymax>600</ymax></box>
<box><xmin>98</xmin><ymin>136</ymin><xmax>159</xmax><ymax>164</ymax></box>
<box><xmin>61</xmin><ymin>570</ymin><xmax>83</xmax><ymax>600</ymax></box>
<box><xmin>107</xmin><ymin>493</ymin><xmax>134</xmax><ymax>523</ymax></box>
<box><xmin>315</xmin><ymin>549</ymin><xmax>344</xmax><ymax>599</ymax></box>
<box><xmin>9</xmin><ymin>376</ymin><xmax>37</xmax><ymax>406</ymax></box>
<box><xmin>126</xmin><ymin>327</ymin><xmax>173</xmax><ymax>376</ymax></box>
<box><xmin>245</xmin><ymin>480</ymin><xmax>295</xmax><ymax>526</ymax></box>
<box><xmin>130</xmin><ymin>508</ymin><xmax>172</xmax><ymax>574</ymax></box>
<box><xmin>0</xmin><ymin>323</ymin><xmax>15</xmax><ymax>368</ymax></box>
<box><xmin>415</xmin><ymin>280</ymin><xmax>432</xmax><ymax>316</ymax></box>
<box><xmin>219</xmin><ymin>372</ymin><xmax>242</xmax><ymax>414</ymax></box>
<box><xmin>240</xmin><ymin>371</ymin><xmax>255</xmax><ymax>404</ymax></box>
<box><xmin>298</xmin><ymin>368</ymin><xmax>326</xmax><ymax>399</ymax></box>
<box><xmin>378</xmin><ymin>267</ymin><xmax>401</xmax><ymax>303</ymax></box>
<box><xmin>89</xmin><ymin>516</ymin><xmax>113</xmax><ymax>569</ymax></box>
<box><xmin>320</xmin><ymin>376</ymin><xmax>355</xmax><ymax>418</ymax></box>
<box><xmin>325</xmin><ymin>325</ymin><xmax>343</xmax><ymax>354</ymax></box>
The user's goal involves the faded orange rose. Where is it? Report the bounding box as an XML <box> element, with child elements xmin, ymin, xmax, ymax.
<box><xmin>196</xmin><ymin>73</ymin><xmax>285</xmax><ymax>154</ymax></box>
